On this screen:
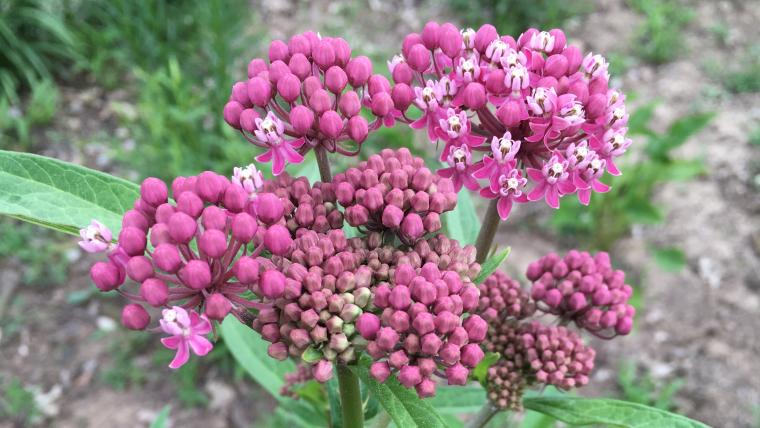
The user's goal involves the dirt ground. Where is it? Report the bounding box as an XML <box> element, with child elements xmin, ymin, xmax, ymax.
<box><xmin>1</xmin><ymin>0</ymin><xmax>759</xmax><ymax>427</ymax></box>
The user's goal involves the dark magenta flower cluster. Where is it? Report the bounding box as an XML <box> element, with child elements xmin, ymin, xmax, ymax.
<box><xmin>477</xmin><ymin>269</ymin><xmax>535</xmax><ymax>322</ymax></box>
<box><xmin>357</xmin><ymin>238</ymin><xmax>486</xmax><ymax>398</ymax></box>
<box><xmin>223</xmin><ymin>31</ymin><xmax>392</xmax><ymax>175</ymax></box>
<box><xmin>333</xmin><ymin>148</ymin><xmax>457</xmax><ymax>245</ymax></box>
<box><xmin>527</xmin><ymin>250</ymin><xmax>635</xmax><ymax>337</ymax></box>
<box><xmin>386</xmin><ymin>22</ymin><xmax>631</xmax><ymax>219</ymax></box>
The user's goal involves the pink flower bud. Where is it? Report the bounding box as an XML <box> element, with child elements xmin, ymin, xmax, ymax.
<box><xmin>198</xmin><ymin>172</ymin><xmax>227</xmax><ymax>203</ymax></box>
<box><xmin>370</xmin><ymin>361</ymin><xmax>391</xmax><ymax>383</ymax></box>
<box><xmin>367</xmin><ymin>76</ymin><xmax>390</xmax><ymax>99</ymax></box>
<box><xmin>269</xmin><ymin>39</ymin><xmax>289</xmax><ymax>62</ymax></box>
<box><xmin>463</xmin><ymin>315</ymin><xmax>487</xmax><ymax>342</ymax></box>
<box><xmin>406</xmin><ymin>44</ymin><xmax>431</xmax><ymax>72</ymax></box>
<box><xmin>423</xmin><ymin>212</ymin><xmax>441</xmax><ymax>233</ymax></box>
<box><xmin>394</xmin><ymin>264</ymin><xmax>416</xmax><ymax>286</ymax></box>
<box><xmin>389</xmin><ymin>285</ymin><xmax>412</xmax><ymax>310</ymax></box>
<box><xmin>247</xmin><ymin>76</ymin><xmax>272</xmax><ymax>107</ymax></box>
<box><xmin>460</xmin><ymin>285</ymin><xmax>479</xmax><ymax>311</ymax></box>
<box><xmin>563</xmin><ymin>45</ymin><xmax>583</xmax><ymax>73</ymax></box>
<box><xmin>616</xmin><ymin>316</ymin><xmax>633</xmax><ymax>335</ymax></box>
<box><xmin>439</xmin><ymin>342</ymin><xmax>460</xmax><ymax>366</ymax></box>
<box><xmin>356</xmin><ymin>313</ymin><xmax>381</xmax><ymax>339</ymax></box>
<box><xmin>334</xmin><ymin>92</ymin><xmax>360</xmax><ymax>119</ymax></box>
<box><xmin>600</xmin><ymin>311</ymin><xmax>618</xmax><ymax>329</ymax></box>
<box><xmin>380</xmin><ymin>205</ymin><xmax>403</xmax><ymax>229</ymax></box>
<box><xmin>460</xmin><ymin>343</ymin><xmax>484</xmax><ymax>368</ymax></box>
<box><xmin>545</xmin><ymin>288</ymin><xmax>562</xmax><ymax>308</ymax></box>
<box><xmin>303</xmin><ymin>75</ymin><xmax>323</xmax><ymax>98</ymax></box>
<box><xmin>223</xmin><ymin>101</ymin><xmax>244</xmax><ymax>129</ymax></box>
<box><xmin>544</xmin><ymin>54</ymin><xmax>569</xmax><ymax>78</ymax></box>
<box><xmin>347</xmin><ymin>116</ymin><xmax>369</xmax><ymax>143</ymax></box>
<box><xmin>330</xmin><ymin>37</ymin><xmax>351</xmax><ymax>66</ymax></box>
<box><xmin>392</xmin><ymin>62</ymin><xmax>413</xmax><ymax>84</ymax></box>
<box><xmin>119</xmin><ymin>226</ymin><xmax>147</xmax><ymax>256</ymax></box>
<box><xmin>233</xmin><ymin>256</ymin><xmax>259</xmax><ymax>284</ymax></box>
<box><xmin>168</xmin><ymin>212</ymin><xmax>197</xmax><ymax>244</ymax></box>
<box><xmin>255</xmin><ymin>193</ymin><xmax>284</xmax><ymax>224</ymax></box>
<box><xmin>153</xmin><ymin>244</ymin><xmax>182</xmax><ymax>273</ymax></box>
<box><xmin>288</xmin><ymin>53</ymin><xmax>311</xmax><ymax>80</ymax></box>
<box><xmin>371</xmin><ymin>92</ymin><xmax>394</xmax><ymax>117</ymax></box>
<box><xmin>585</xmin><ymin>93</ymin><xmax>607</xmax><ymax>119</ymax></box>
<box><xmin>223</xmin><ymin>184</ymin><xmax>248</xmax><ymax>213</ymax></box>
<box><xmin>420</xmin><ymin>332</ymin><xmax>442</xmax><ymax>355</ymax></box>
<box><xmin>376</xmin><ymin>326</ymin><xmax>399</xmax><ymax>351</ymax></box>
<box><xmin>325</xmin><ymin>66</ymin><xmax>348</xmax><ymax>93</ymax></box>
<box><xmin>346</xmin><ymin>56</ymin><xmax>372</xmax><ymax>87</ymax></box>
<box><xmin>568</xmin><ymin>292</ymin><xmax>587</xmax><ymax>312</ymax></box>
<box><xmin>121</xmin><ymin>304</ymin><xmax>150</xmax><ymax>330</ymax></box>
<box><xmin>462</xmin><ymin>82</ymin><xmax>486</xmax><ymax>109</ymax></box>
<box><xmin>421</xmin><ymin>21</ymin><xmax>440</xmax><ymax>49</ymax></box>
<box><xmin>288</xmin><ymin>34</ymin><xmax>311</xmax><ymax>57</ymax></box>
<box><xmin>475</xmin><ymin>24</ymin><xmax>498</xmax><ymax>53</ymax></box>
<box><xmin>260</xmin><ymin>270</ymin><xmax>286</xmax><ymax>299</ymax></box>
<box><xmin>275</xmin><ymin>73</ymin><xmax>301</xmax><ymax>103</ymax></box>
<box><xmin>319</xmin><ymin>110</ymin><xmax>344</xmax><ymax>139</ymax></box>
<box><xmin>398</xmin><ymin>365</ymin><xmax>423</xmax><ymax>387</ymax></box>
<box><xmin>496</xmin><ymin>97</ymin><xmax>527</xmax><ymax>127</ymax></box>
<box><xmin>391</xmin><ymin>83</ymin><xmax>414</xmax><ymax>112</ymax></box>
<box><xmin>485</xmin><ymin>68</ymin><xmax>506</xmax><ymax>94</ymax></box>
<box><xmin>345</xmin><ymin>204</ymin><xmax>369</xmax><ymax>226</ymax></box>
<box><xmin>180</xmin><ymin>260</ymin><xmax>211</xmax><ymax>290</ymax></box>
<box><xmin>401</xmin><ymin>213</ymin><xmax>424</xmax><ymax>240</ymax></box>
<box><xmin>412</xmin><ymin>312</ymin><xmax>435</xmax><ymax>336</ymax></box>
<box><xmin>445</xmin><ymin>363</ymin><xmax>469</xmax><ymax>385</ymax></box>
<box><xmin>126</xmin><ymin>256</ymin><xmax>153</xmax><ymax>282</ymax></box>
<box><xmin>268</xmin><ymin>342</ymin><xmax>288</xmax><ymax>360</ymax></box>
<box><xmin>140</xmin><ymin>177</ymin><xmax>168</xmax><ymax>207</ymax></box>
<box><xmin>177</xmin><ymin>191</ymin><xmax>204</xmax><ymax>218</ymax></box>
<box><xmin>231</xmin><ymin>81</ymin><xmax>250</xmax><ymax>107</ymax></box>
<box><xmin>389</xmin><ymin>349</ymin><xmax>410</xmax><ymax>369</ymax></box>
<box><xmin>439</xmin><ymin>23</ymin><xmax>462</xmax><ymax>58</ymax></box>
<box><xmin>313</xmin><ymin>40</ymin><xmax>336</xmax><ymax>69</ymax></box>
<box><xmin>90</xmin><ymin>261</ymin><xmax>123</xmax><ymax>291</ymax></box>
<box><xmin>434</xmin><ymin>311</ymin><xmax>459</xmax><ymax>334</ymax></box>
<box><xmin>140</xmin><ymin>278</ymin><xmax>168</xmax><ymax>307</ymax></box>
<box><xmin>284</xmin><ymin>106</ymin><xmax>313</xmax><ymax>136</ymax></box>
<box><xmin>264</xmin><ymin>224</ymin><xmax>292</xmax><ymax>256</ymax></box>
<box><xmin>247</xmin><ymin>58</ymin><xmax>267</xmax><ymax>78</ymax></box>
<box><xmin>197</xmin><ymin>229</ymin><xmax>226</xmax><ymax>259</ymax></box>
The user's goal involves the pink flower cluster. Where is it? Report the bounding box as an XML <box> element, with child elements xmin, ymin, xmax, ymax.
<box><xmin>84</xmin><ymin>172</ymin><xmax>294</xmax><ymax>367</ymax></box>
<box><xmin>333</xmin><ymin>148</ymin><xmax>457</xmax><ymax>245</ymax></box>
<box><xmin>224</xmin><ymin>32</ymin><xmax>391</xmax><ymax>175</ymax></box>
<box><xmin>527</xmin><ymin>250</ymin><xmax>635</xmax><ymax>337</ymax></box>
<box><xmin>476</xmin><ymin>269</ymin><xmax>535</xmax><ymax>322</ymax></box>
<box><xmin>359</xmin><ymin>237</ymin><xmax>486</xmax><ymax>397</ymax></box>
<box><xmin>387</xmin><ymin>22</ymin><xmax>632</xmax><ymax>219</ymax></box>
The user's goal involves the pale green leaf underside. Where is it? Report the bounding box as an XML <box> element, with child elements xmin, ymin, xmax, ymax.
<box><xmin>0</xmin><ymin>150</ymin><xmax>139</xmax><ymax>235</ymax></box>
<box><xmin>443</xmin><ymin>189</ymin><xmax>480</xmax><ymax>246</ymax></box>
<box><xmin>523</xmin><ymin>397</ymin><xmax>710</xmax><ymax>428</ymax></box>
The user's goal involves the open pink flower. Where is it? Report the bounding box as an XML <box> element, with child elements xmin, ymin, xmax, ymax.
<box><xmin>527</xmin><ymin>154</ymin><xmax>576</xmax><ymax>209</ymax></box>
<box><xmin>79</xmin><ymin>220</ymin><xmax>113</xmax><ymax>253</ymax></box>
<box><xmin>473</xmin><ymin>133</ymin><xmax>520</xmax><ymax>182</ymax></box>
<box><xmin>438</xmin><ymin>145</ymin><xmax>480</xmax><ymax>191</ymax></box>
<box><xmin>411</xmin><ymin>80</ymin><xmax>445</xmax><ymax>141</ymax></box>
<box><xmin>436</xmin><ymin>108</ymin><xmax>485</xmax><ymax>159</ymax></box>
<box><xmin>590</xmin><ymin>128</ymin><xmax>632</xmax><ymax>176</ymax></box>
<box><xmin>160</xmin><ymin>306</ymin><xmax>213</xmax><ymax>369</ymax></box>
<box><xmin>574</xmin><ymin>154</ymin><xmax>610</xmax><ymax>205</ymax></box>
<box><xmin>232</xmin><ymin>163</ymin><xmax>265</xmax><ymax>196</ymax></box>
<box><xmin>254</xmin><ymin>112</ymin><xmax>305</xmax><ymax>175</ymax></box>
<box><xmin>480</xmin><ymin>169</ymin><xmax>528</xmax><ymax>220</ymax></box>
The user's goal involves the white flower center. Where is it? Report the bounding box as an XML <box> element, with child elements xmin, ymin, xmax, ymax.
<box><xmin>551</xmin><ymin>163</ymin><xmax>564</xmax><ymax>175</ymax></box>
<box><xmin>448</xmin><ymin>116</ymin><xmax>462</xmax><ymax>131</ymax></box>
<box><xmin>164</xmin><ymin>309</ymin><xmax>177</xmax><ymax>323</ymax></box>
<box><xmin>590</xmin><ymin>159</ymin><xmax>602</xmax><ymax>171</ymax></box>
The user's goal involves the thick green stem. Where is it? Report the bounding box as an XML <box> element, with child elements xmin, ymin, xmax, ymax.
<box><xmin>465</xmin><ymin>402</ymin><xmax>499</xmax><ymax>428</ymax></box>
<box><xmin>475</xmin><ymin>198</ymin><xmax>501</xmax><ymax>264</ymax></box>
<box><xmin>315</xmin><ymin>146</ymin><xmax>332</xmax><ymax>182</ymax></box>
<box><xmin>337</xmin><ymin>364</ymin><xmax>364</xmax><ymax>428</ymax></box>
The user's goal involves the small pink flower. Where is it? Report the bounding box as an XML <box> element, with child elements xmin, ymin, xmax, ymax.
<box><xmin>436</xmin><ymin>108</ymin><xmax>485</xmax><ymax>158</ymax></box>
<box><xmin>254</xmin><ymin>112</ymin><xmax>305</xmax><ymax>175</ymax></box>
<box><xmin>591</xmin><ymin>128</ymin><xmax>632</xmax><ymax>176</ymax></box>
<box><xmin>574</xmin><ymin>154</ymin><xmax>610</xmax><ymax>205</ymax></box>
<box><xmin>454</xmin><ymin>55</ymin><xmax>481</xmax><ymax>84</ymax></box>
<box><xmin>503</xmin><ymin>64</ymin><xmax>530</xmax><ymax>94</ymax></box>
<box><xmin>438</xmin><ymin>145</ymin><xmax>480</xmax><ymax>191</ymax></box>
<box><xmin>160</xmin><ymin>306</ymin><xmax>213</xmax><ymax>369</ymax></box>
<box><xmin>528</xmin><ymin>31</ymin><xmax>555</xmax><ymax>53</ymax></box>
<box><xmin>498</xmin><ymin>48</ymin><xmax>527</xmax><ymax>69</ymax></box>
<box><xmin>582</xmin><ymin>53</ymin><xmax>609</xmax><ymax>81</ymax></box>
<box><xmin>472</xmin><ymin>132</ymin><xmax>520</xmax><ymax>181</ymax></box>
<box><xmin>484</xmin><ymin>39</ymin><xmax>510</xmax><ymax>64</ymax></box>
<box><xmin>460</xmin><ymin>28</ymin><xmax>476</xmax><ymax>51</ymax></box>
<box><xmin>480</xmin><ymin>169</ymin><xmax>528</xmax><ymax>220</ymax></box>
<box><xmin>526</xmin><ymin>87</ymin><xmax>557</xmax><ymax>116</ymax></box>
<box><xmin>565</xmin><ymin>141</ymin><xmax>592</xmax><ymax>171</ymax></box>
<box><xmin>79</xmin><ymin>220</ymin><xmax>113</xmax><ymax>253</ymax></box>
<box><xmin>387</xmin><ymin>54</ymin><xmax>405</xmax><ymax>73</ymax></box>
<box><xmin>232</xmin><ymin>164</ymin><xmax>264</xmax><ymax>196</ymax></box>
<box><xmin>437</xmin><ymin>76</ymin><xmax>458</xmax><ymax>105</ymax></box>
<box><xmin>527</xmin><ymin>154</ymin><xmax>576</xmax><ymax>209</ymax></box>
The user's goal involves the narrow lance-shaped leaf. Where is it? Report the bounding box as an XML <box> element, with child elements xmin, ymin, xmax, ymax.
<box><xmin>474</xmin><ymin>248</ymin><xmax>511</xmax><ymax>284</ymax></box>
<box><xmin>523</xmin><ymin>397</ymin><xmax>710</xmax><ymax>428</ymax></box>
<box><xmin>0</xmin><ymin>150</ymin><xmax>139</xmax><ymax>235</ymax></box>
<box><xmin>443</xmin><ymin>188</ymin><xmax>480</xmax><ymax>245</ymax></box>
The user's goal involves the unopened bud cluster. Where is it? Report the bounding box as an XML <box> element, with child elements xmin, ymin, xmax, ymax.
<box><xmin>476</xmin><ymin>250</ymin><xmax>633</xmax><ymax>410</ymax></box>
<box><xmin>224</xmin><ymin>31</ymin><xmax>393</xmax><ymax>175</ymax></box>
<box><xmin>333</xmin><ymin>148</ymin><xmax>457</xmax><ymax>244</ymax></box>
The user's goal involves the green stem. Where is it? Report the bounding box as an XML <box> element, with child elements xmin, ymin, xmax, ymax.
<box><xmin>315</xmin><ymin>146</ymin><xmax>332</xmax><ymax>183</ymax></box>
<box><xmin>475</xmin><ymin>199</ymin><xmax>501</xmax><ymax>264</ymax></box>
<box><xmin>337</xmin><ymin>364</ymin><xmax>364</xmax><ymax>428</ymax></box>
<box><xmin>465</xmin><ymin>402</ymin><xmax>499</xmax><ymax>428</ymax></box>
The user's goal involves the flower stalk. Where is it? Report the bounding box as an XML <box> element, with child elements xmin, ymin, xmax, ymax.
<box><xmin>337</xmin><ymin>364</ymin><xmax>364</xmax><ymax>428</ymax></box>
<box><xmin>475</xmin><ymin>198</ymin><xmax>500</xmax><ymax>263</ymax></box>
<box><xmin>316</xmin><ymin>145</ymin><xmax>332</xmax><ymax>182</ymax></box>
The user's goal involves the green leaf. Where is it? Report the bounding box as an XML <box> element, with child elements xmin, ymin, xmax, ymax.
<box><xmin>149</xmin><ymin>405</ymin><xmax>171</xmax><ymax>428</ymax></box>
<box><xmin>326</xmin><ymin>376</ymin><xmax>343</xmax><ymax>428</ymax></box>
<box><xmin>662</xmin><ymin>160</ymin><xmax>705</xmax><ymax>181</ymax></box>
<box><xmin>474</xmin><ymin>248</ymin><xmax>511</xmax><ymax>284</ymax></box>
<box><xmin>354</xmin><ymin>358</ymin><xmax>450</xmax><ymax>428</ymax></box>
<box><xmin>219</xmin><ymin>316</ymin><xmax>294</xmax><ymax>398</ymax></box>
<box><xmin>626</xmin><ymin>200</ymin><xmax>663</xmax><ymax>224</ymax></box>
<box><xmin>443</xmin><ymin>190</ymin><xmax>480</xmax><ymax>245</ymax></box>
<box><xmin>428</xmin><ymin>384</ymin><xmax>486</xmax><ymax>415</ymax></box>
<box><xmin>627</xmin><ymin>102</ymin><xmax>658</xmax><ymax>136</ymax></box>
<box><xmin>652</xmin><ymin>247</ymin><xmax>686</xmax><ymax>272</ymax></box>
<box><xmin>472</xmin><ymin>352</ymin><xmax>500</xmax><ymax>387</ymax></box>
<box><xmin>523</xmin><ymin>397</ymin><xmax>709</xmax><ymax>428</ymax></box>
<box><xmin>0</xmin><ymin>150</ymin><xmax>139</xmax><ymax>235</ymax></box>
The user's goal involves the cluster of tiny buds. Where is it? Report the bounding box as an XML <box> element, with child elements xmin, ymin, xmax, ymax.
<box><xmin>223</xmin><ymin>31</ymin><xmax>394</xmax><ymax>175</ymax></box>
<box><xmin>260</xmin><ymin>173</ymin><xmax>344</xmax><ymax>236</ymax></box>
<box><xmin>385</xmin><ymin>22</ymin><xmax>631</xmax><ymax>218</ymax></box>
<box><xmin>333</xmin><ymin>148</ymin><xmax>457</xmax><ymax>245</ymax></box>
<box><xmin>252</xmin><ymin>228</ymin><xmax>374</xmax><ymax>380</ymax></box>
<box><xmin>477</xmin><ymin>269</ymin><xmax>536</xmax><ymax>322</ymax></box>
<box><xmin>527</xmin><ymin>250</ymin><xmax>635</xmax><ymax>337</ymax></box>
<box><xmin>358</xmin><ymin>261</ymin><xmax>486</xmax><ymax>398</ymax></box>
<box><xmin>83</xmin><ymin>171</ymin><xmax>294</xmax><ymax>367</ymax></box>
<box><xmin>281</xmin><ymin>364</ymin><xmax>315</xmax><ymax>398</ymax></box>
